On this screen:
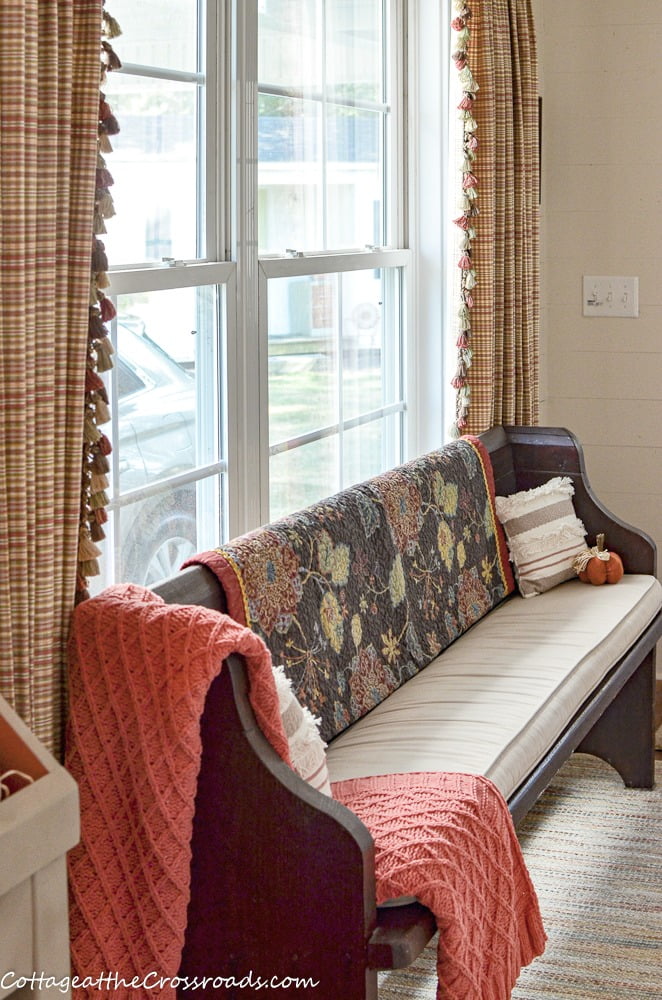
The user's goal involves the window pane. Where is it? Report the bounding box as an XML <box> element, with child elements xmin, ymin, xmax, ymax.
<box><xmin>269</xmin><ymin>417</ymin><xmax>401</xmax><ymax>524</ymax></box>
<box><xmin>113</xmin><ymin>285</ymin><xmax>220</xmax><ymax>477</ymax></box>
<box><xmin>258</xmin><ymin>0</ymin><xmax>321</xmax><ymax>92</ymax></box>
<box><xmin>267</xmin><ymin>265</ymin><xmax>404</xmax><ymax>517</ymax></box>
<box><xmin>104</xmin><ymin>0</ymin><xmax>200</xmax><ymax>73</ymax></box>
<box><xmin>270</xmin><ymin>438</ymin><xmax>338</xmax><ymax>522</ymax></box>
<box><xmin>102</xmin><ymin>74</ymin><xmax>201</xmax><ymax>265</ymax></box>
<box><xmin>269</xmin><ymin>350</ymin><xmax>337</xmax><ymax>449</ymax></box>
<box><xmin>258</xmin><ymin>0</ymin><xmax>387</xmax><ymax>253</ymax></box>
<box><xmin>113</xmin><ymin>315</ymin><xmax>198</xmax><ymax>488</ymax></box>
<box><xmin>116</xmin><ymin>475</ymin><xmax>224</xmax><ymax>587</ymax></box>
<box><xmin>268</xmin><ymin>268</ymin><xmax>401</xmax><ymax>441</ymax></box>
<box><xmin>325</xmin><ymin>107</ymin><xmax>383</xmax><ymax>250</ymax></box>
<box><xmin>259</xmin><ymin>0</ymin><xmax>383</xmax><ymax>101</ymax></box>
<box><xmin>258</xmin><ymin>95</ymin><xmax>323</xmax><ymax>253</ymax></box>
<box><xmin>325</xmin><ymin>0</ymin><xmax>383</xmax><ymax>104</ymax></box>
<box><xmin>339</xmin><ymin>268</ymin><xmax>399</xmax><ymax>418</ymax></box>
<box><xmin>268</xmin><ymin>275</ymin><xmax>337</xmax><ymax>448</ymax></box>
<box><xmin>342</xmin><ymin>416</ymin><xmax>400</xmax><ymax>486</ymax></box>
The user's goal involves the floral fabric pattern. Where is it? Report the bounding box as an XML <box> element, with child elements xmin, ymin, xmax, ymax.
<box><xmin>194</xmin><ymin>437</ymin><xmax>514</xmax><ymax>742</ymax></box>
<box><xmin>239</xmin><ymin>530</ymin><xmax>302</xmax><ymax>635</ymax></box>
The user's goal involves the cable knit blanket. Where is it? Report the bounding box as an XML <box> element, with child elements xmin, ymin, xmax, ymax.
<box><xmin>333</xmin><ymin>773</ymin><xmax>546</xmax><ymax>999</ymax></box>
<box><xmin>66</xmin><ymin>584</ymin><xmax>290</xmax><ymax>1000</ymax></box>
<box><xmin>66</xmin><ymin>583</ymin><xmax>544</xmax><ymax>1000</ymax></box>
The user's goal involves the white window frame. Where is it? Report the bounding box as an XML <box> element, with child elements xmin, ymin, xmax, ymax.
<box><xmin>408</xmin><ymin>0</ymin><xmax>454</xmax><ymax>453</ymax></box>
<box><xmin>103</xmin><ymin>0</ymin><xmax>453</xmax><ymax>582</ymax></box>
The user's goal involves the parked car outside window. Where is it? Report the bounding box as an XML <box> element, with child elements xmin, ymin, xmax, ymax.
<box><xmin>111</xmin><ymin>320</ymin><xmax>198</xmax><ymax>585</ymax></box>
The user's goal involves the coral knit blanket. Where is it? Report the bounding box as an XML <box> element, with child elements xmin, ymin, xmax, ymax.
<box><xmin>333</xmin><ymin>772</ymin><xmax>546</xmax><ymax>1000</ymax></box>
<box><xmin>65</xmin><ymin>584</ymin><xmax>291</xmax><ymax>1000</ymax></box>
<box><xmin>66</xmin><ymin>584</ymin><xmax>545</xmax><ymax>1000</ymax></box>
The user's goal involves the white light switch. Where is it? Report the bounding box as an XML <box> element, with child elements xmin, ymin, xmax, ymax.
<box><xmin>583</xmin><ymin>276</ymin><xmax>639</xmax><ymax>317</ymax></box>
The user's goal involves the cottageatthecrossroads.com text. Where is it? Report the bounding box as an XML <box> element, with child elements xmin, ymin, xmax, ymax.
<box><xmin>0</xmin><ymin>971</ymin><xmax>321</xmax><ymax>993</ymax></box>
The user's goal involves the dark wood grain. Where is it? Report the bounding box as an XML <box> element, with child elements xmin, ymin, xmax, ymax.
<box><xmin>149</xmin><ymin>425</ymin><xmax>661</xmax><ymax>997</ymax></box>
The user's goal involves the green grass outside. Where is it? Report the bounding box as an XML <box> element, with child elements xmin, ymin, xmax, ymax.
<box><xmin>268</xmin><ymin>354</ymin><xmax>398</xmax><ymax>519</ymax></box>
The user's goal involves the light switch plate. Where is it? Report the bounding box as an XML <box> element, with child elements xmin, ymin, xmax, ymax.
<box><xmin>583</xmin><ymin>276</ymin><xmax>639</xmax><ymax>317</ymax></box>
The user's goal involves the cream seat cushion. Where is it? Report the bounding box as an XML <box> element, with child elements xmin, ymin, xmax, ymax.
<box><xmin>327</xmin><ymin>575</ymin><xmax>662</xmax><ymax>799</ymax></box>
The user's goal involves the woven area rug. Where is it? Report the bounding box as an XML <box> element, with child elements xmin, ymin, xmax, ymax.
<box><xmin>378</xmin><ymin>755</ymin><xmax>662</xmax><ymax>1000</ymax></box>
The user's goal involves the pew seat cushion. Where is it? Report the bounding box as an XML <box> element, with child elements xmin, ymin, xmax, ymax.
<box><xmin>326</xmin><ymin>574</ymin><xmax>662</xmax><ymax>798</ymax></box>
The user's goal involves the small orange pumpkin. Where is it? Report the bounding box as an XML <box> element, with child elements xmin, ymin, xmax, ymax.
<box><xmin>574</xmin><ymin>533</ymin><xmax>624</xmax><ymax>586</ymax></box>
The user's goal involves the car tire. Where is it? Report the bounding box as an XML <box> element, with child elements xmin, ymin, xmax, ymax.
<box><xmin>123</xmin><ymin>492</ymin><xmax>198</xmax><ymax>587</ymax></box>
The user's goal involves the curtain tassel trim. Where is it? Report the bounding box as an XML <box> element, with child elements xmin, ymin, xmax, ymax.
<box><xmin>450</xmin><ymin>1</ymin><xmax>478</xmax><ymax>438</ymax></box>
<box><xmin>76</xmin><ymin>4</ymin><xmax>122</xmax><ymax>604</ymax></box>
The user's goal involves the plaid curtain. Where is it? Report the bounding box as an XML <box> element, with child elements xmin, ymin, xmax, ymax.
<box><xmin>0</xmin><ymin>1</ymin><xmax>101</xmax><ymax>757</ymax></box>
<box><xmin>466</xmin><ymin>0</ymin><xmax>540</xmax><ymax>433</ymax></box>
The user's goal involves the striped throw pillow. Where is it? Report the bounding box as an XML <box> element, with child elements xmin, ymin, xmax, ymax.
<box><xmin>273</xmin><ymin>665</ymin><xmax>332</xmax><ymax>796</ymax></box>
<box><xmin>494</xmin><ymin>477</ymin><xmax>587</xmax><ymax>598</ymax></box>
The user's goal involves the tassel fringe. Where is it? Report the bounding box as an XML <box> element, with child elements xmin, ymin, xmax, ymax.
<box><xmin>76</xmin><ymin>3</ymin><xmax>122</xmax><ymax>602</ymax></box>
<box><xmin>450</xmin><ymin>2</ymin><xmax>478</xmax><ymax>438</ymax></box>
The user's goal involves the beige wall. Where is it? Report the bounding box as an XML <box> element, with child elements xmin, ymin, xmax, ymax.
<box><xmin>536</xmin><ymin>0</ymin><xmax>662</xmax><ymax>577</ymax></box>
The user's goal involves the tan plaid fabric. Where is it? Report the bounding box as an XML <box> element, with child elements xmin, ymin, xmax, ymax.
<box><xmin>467</xmin><ymin>0</ymin><xmax>540</xmax><ymax>434</ymax></box>
<box><xmin>0</xmin><ymin>1</ymin><xmax>101</xmax><ymax>757</ymax></box>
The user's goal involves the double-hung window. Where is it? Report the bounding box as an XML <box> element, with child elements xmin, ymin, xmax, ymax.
<box><xmin>99</xmin><ymin>0</ymin><xmax>412</xmax><ymax>588</ymax></box>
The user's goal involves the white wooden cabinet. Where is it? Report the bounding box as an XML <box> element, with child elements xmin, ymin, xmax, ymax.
<box><xmin>0</xmin><ymin>697</ymin><xmax>79</xmax><ymax>998</ymax></box>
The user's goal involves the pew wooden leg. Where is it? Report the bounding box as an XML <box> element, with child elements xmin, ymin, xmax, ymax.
<box><xmin>577</xmin><ymin>652</ymin><xmax>655</xmax><ymax>788</ymax></box>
